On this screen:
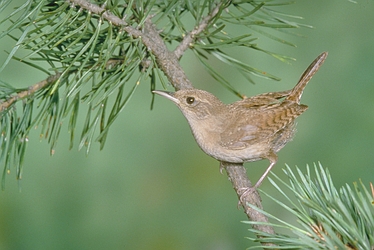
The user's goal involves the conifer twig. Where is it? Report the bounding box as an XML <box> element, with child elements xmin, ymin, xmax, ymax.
<box><xmin>174</xmin><ymin>2</ymin><xmax>224</xmax><ymax>59</ymax></box>
<box><xmin>0</xmin><ymin>73</ymin><xmax>61</xmax><ymax>111</ymax></box>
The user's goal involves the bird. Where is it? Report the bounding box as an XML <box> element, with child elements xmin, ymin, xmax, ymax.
<box><xmin>153</xmin><ymin>52</ymin><xmax>328</xmax><ymax>188</ymax></box>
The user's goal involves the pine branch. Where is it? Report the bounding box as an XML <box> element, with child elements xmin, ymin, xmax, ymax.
<box><xmin>174</xmin><ymin>1</ymin><xmax>226</xmax><ymax>59</ymax></box>
<box><xmin>0</xmin><ymin>73</ymin><xmax>61</xmax><ymax>111</ymax></box>
<box><xmin>244</xmin><ymin>164</ymin><xmax>374</xmax><ymax>249</ymax></box>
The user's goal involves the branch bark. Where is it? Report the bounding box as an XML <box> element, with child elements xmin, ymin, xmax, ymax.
<box><xmin>221</xmin><ymin>162</ymin><xmax>276</xmax><ymax>243</ymax></box>
<box><xmin>142</xmin><ymin>19</ymin><xmax>193</xmax><ymax>90</ymax></box>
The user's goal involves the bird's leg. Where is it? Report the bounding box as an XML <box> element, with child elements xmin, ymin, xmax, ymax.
<box><xmin>239</xmin><ymin>152</ymin><xmax>278</xmax><ymax>205</ymax></box>
<box><xmin>254</xmin><ymin>152</ymin><xmax>277</xmax><ymax>188</ymax></box>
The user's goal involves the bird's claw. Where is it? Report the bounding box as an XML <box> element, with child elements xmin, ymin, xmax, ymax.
<box><xmin>237</xmin><ymin>187</ymin><xmax>256</xmax><ymax>208</ymax></box>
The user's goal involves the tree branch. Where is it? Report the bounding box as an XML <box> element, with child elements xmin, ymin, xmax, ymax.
<box><xmin>221</xmin><ymin>162</ymin><xmax>276</xmax><ymax>247</ymax></box>
<box><xmin>142</xmin><ymin>19</ymin><xmax>193</xmax><ymax>90</ymax></box>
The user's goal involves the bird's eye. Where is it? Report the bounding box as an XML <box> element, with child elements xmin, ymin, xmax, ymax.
<box><xmin>186</xmin><ymin>97</ymin><xmax>195</xmax><ymax>104</ymax></box>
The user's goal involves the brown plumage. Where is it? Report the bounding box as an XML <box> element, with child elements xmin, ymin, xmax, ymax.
<box><xmin>153</xmin><ymin>52</ymin><xmax>327</xmax><ymax>188</ymax></box>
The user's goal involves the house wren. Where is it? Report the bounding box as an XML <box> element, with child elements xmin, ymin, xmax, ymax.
<box><xmin>153</xmin><ymin>52</ymin><xmax>327</xmax><ymax>188</ymax></box>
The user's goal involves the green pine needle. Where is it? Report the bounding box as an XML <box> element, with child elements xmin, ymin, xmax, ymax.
<box><xmin>244</xmin><ymin>163</ymin><xmax>374</xmax><ymax>249</ymax></box>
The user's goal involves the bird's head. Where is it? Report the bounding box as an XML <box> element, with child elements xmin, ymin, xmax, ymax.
<box><xmin>153</xmin><ymin>89</ymin><xmax>226</xmax><ymax>121</ymax></box>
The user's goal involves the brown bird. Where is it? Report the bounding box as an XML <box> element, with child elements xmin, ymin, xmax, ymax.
<box><xmin>153</xmin><ymin>52</ymin><xmax>327</xmax><ymax>188</ymax></box>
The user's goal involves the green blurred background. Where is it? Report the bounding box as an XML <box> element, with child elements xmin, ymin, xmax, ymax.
<box><xmin>1</xmin><ymin>1</ymin><xmax>373</xmax><ymax>249</ymax></box>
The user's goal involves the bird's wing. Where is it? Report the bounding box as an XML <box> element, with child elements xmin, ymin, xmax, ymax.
<box><xmin>219</xmin><ymin>121</ymin><xmax>260</xmax><ymax>150</ymax></box>
<box><xmin>239</xmin><ymin>90</ymin><xmax>291</xmax><ymax>108</ymax></box>
<box><xmin>220</xmin><ymin>102</ymin><xmax>307</xmax><ymax>150</ymax></box>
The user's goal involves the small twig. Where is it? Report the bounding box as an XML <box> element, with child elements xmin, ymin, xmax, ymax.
<box><xmin>0</xmin><ymin>73</ymin><xmax>61</xmax><ymax>111</ymax></box>
<box><xmin>174</xmin><ymin>2</ymin><xmax>224</xmax><ymax>59</ymax></box>
<box><xmin>0</xmin><ymin>55</ymin><xmax>123</xmax><ymax>112</ymax></box>
<box><xmin>71</xmin><ymin>0</ymin><xmax>143</xmax><ymax>37</ymax></box>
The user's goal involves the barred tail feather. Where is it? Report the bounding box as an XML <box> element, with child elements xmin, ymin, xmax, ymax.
<box><xmin>287</xmin><ymin>52</ymin><xmax>328</xmax><ymax>103</ymax></box>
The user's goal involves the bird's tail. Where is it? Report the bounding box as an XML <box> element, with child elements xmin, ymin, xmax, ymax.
<box><xmin>286</xmin><ymin>52</ymin><xmax>328</xmax><ymax>104</ymax></box>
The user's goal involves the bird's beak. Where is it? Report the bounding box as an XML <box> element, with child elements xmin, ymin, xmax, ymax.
<box><xmin>152</xmin><ymin>90</ymin><xmax>180</xmax><ymax>104</ymax></box>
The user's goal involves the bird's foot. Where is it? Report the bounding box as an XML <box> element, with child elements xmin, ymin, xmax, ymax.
<box><xmin>237</xmin><ymin>187</ymin><xmax>257</xmax><ymax>208</ymax></box>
